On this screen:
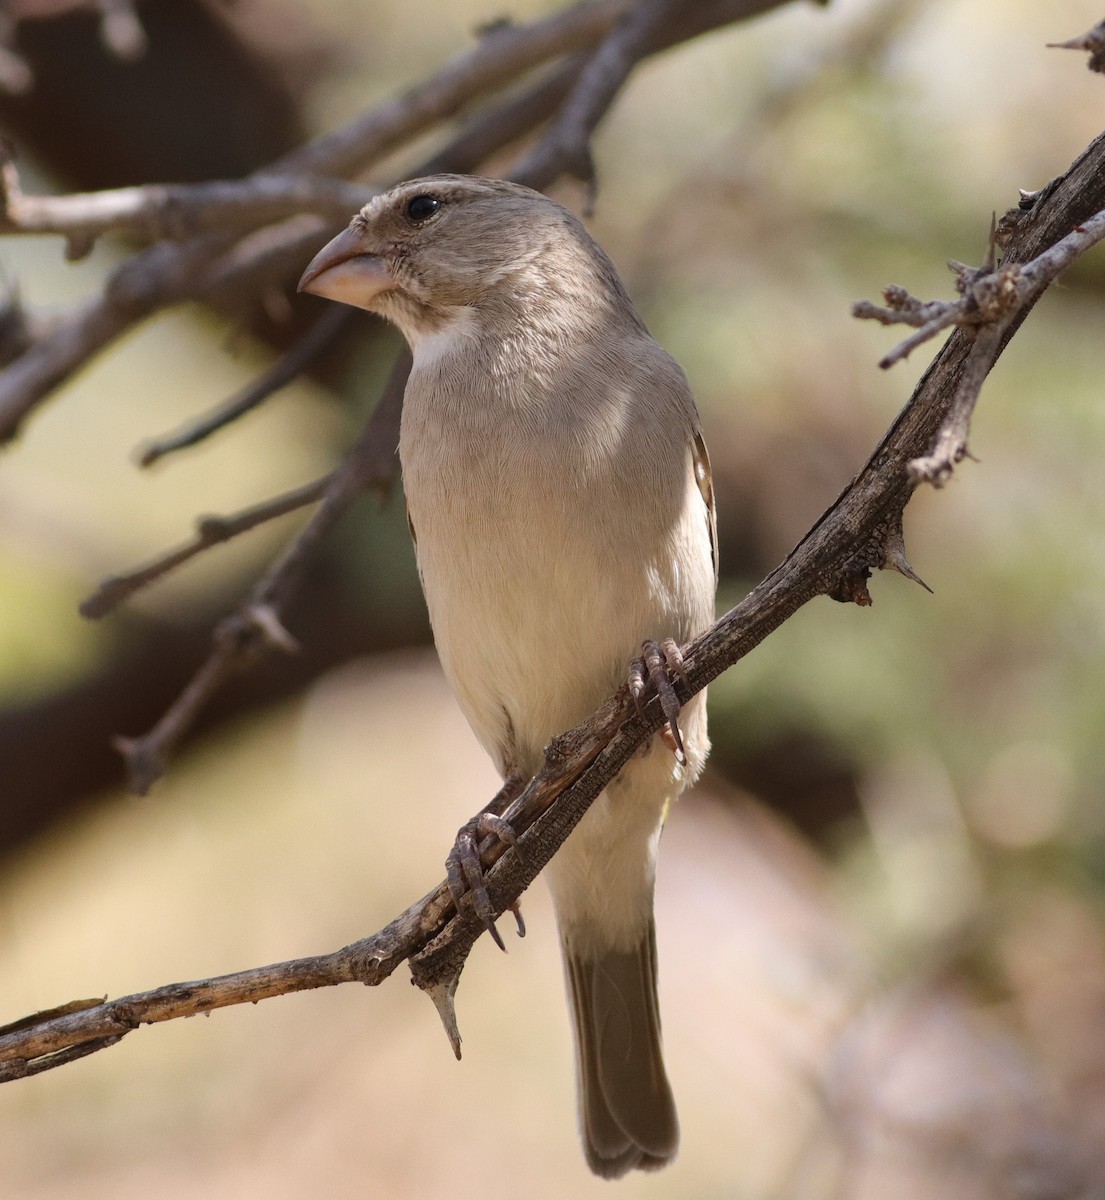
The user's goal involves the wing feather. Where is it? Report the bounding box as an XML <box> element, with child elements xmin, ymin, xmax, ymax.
<box><xmin>692</xmin><ymin>429</ymin><xmax>718</xmax><ymax>587</ymax></box>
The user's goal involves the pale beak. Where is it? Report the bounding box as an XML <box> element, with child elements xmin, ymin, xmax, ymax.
<box><xmin>297</xmin><ymin>226</ymin><xmax>393</xmax><ymax>310</ymax></box>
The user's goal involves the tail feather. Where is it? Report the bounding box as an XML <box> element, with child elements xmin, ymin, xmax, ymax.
<box><xmin>564</xmin><ymin>920</ymin><xmax>678</xmax><ymax>1179</ymax></box>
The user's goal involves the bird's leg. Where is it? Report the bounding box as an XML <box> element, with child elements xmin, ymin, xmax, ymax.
<box><xmin>628</xmin><ymin>637</ymin><xmax>689</xmax><ymax>765</ymax></box>
<box><xmin>445</xmin><ymin>770</ymin><xmax>527</xmax><ymax>951</ymax></box>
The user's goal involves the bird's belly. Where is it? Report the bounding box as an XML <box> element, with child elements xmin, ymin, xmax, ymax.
<box><xmin>407</xmin><ymin>475</ymin><xmax>699</xmax><ymax>775</ymax></box>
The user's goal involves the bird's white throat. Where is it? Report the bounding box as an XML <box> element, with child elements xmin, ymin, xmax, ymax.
<box><xmin>407</xmin><ymin>306</ymin><xmax>480</xmax><ymax>372</ymax></box>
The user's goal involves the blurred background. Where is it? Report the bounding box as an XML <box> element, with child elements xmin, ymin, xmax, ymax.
<box><xmin>1</xmin><ymin>0</ymin><xmax>1104</xmax><ymax>1196</ymax></box>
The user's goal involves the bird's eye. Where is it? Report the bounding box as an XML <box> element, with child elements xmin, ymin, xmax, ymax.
<box><xmin>405</xmin><ymin>194</ymin><xmax>440</xmax><ymax>222</ymax></box>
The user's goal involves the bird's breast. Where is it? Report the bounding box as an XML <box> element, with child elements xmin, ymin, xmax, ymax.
<box><xmin>398</xmin><ymin>355</ymin><xmax>712</xmax><ymax>772</ymax></box>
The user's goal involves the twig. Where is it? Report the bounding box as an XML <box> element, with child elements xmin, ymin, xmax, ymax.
<box><xmin>851</xmin><ymin>289</ymin><xmax>965</xmax><ymax>367</ymax></box>
<box><xmin>137</xmin><ymin>308</ymin><xmax>353</xmax><ymax>466</ymax></box>
<box><xmin>512</xmin><ymin>0</ymin><xmax>682</xmax><ymax>192</ymax></box>
<box><xmin>112</xmin><ymin>348</ymin><xmax>408</xmax><ymax>795</ymax></box>
<box><xmin>0</xmin><ymin>163</ymin><xmax>376</xmax><ymax>251</ymax></box>
<box><xmin>906</xmin><ymin>323</ymin><xmax>1003</xmax><ymax>486</ymax></box>
<box><xmin>79</xmin><ymin>472</ymin><xmax>336</xmax><ymax>620</ymax></box>
<box><xmin>512</xmin><ymin>0</ymin><xmax>793</xmax><ymax>194</ymax></box>
<box><xmin>113</xmin><ymin>622</ymin><xmax>268</xmax><ymax>797</ymax></box>
<box><xmin>4</xmin><ymin>124</ymin><xmax>1105</xmax><ymax>1073</ymax></box>
<box><xmin>418</xmin><ymin>55</ymin><xmax>589</xmax><ymax>176</ymax></box>
<box><xmin>855</xmin><ymin>202</ymin><xmax>1105</xmax><ymax>483</ymax></box>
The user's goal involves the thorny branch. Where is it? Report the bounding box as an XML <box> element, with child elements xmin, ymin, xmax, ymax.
<box><xmin>1</xmin><ymin>117</ymin><xmax>1104</xmax><ymax>1077</ymax></box>
<box><xmin>853</xmin><ymin>203</ymin><xmax>1105</xmax><ymax>483</ymax></box>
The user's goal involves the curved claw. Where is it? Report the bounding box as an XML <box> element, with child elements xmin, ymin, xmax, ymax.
<box><xmin>446</xmin><ymin>819</ymin><xmax>507</xmax><ymax>952</ymax></box>
<box><xmin>628</xmin><ymin>638</ymin><xmax>689</xmax><ymax>765</ymax></box>
<box><xmin>444</xmin><ymin>777</ymin><xmax>526</xmax><ymax>953</ymax></box>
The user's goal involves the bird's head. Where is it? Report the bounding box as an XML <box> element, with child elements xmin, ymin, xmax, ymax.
<box><xmin>298</xmin><ymin>174</ymin><xmax>633</xmax><ymax>346</ymax></box>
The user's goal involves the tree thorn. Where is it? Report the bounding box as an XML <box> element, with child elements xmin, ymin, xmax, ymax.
<box><xmin>883</xmin><ymin>528</ymin><xmax>932</xmax><ymax>593</ymax></box>
<box><xmin>246</xmin><ymin>604</ymin><xmax>299</xmax><ymax>654</ymax></box>
<box><xmin>1047</xmin><ymin>21</ymin><xmax>1105</xmax><ymax>74</ymax></box>
<box><xmin>421</xmin><ymin>974</ymin><xmax>463</xmax><ymax>1060</ymax></box>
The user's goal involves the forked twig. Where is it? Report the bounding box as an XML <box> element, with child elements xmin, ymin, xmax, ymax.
<box><xmin>855</xmin><ymin>202</ymin><xmax>1105</xmax><ymax>484</ymax></box>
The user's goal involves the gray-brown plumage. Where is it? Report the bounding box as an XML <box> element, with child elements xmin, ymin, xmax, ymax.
<box><xmin>299</xmin><ymin>175</ymin><xmax>716</xmax><ymax>1178</ymax></box>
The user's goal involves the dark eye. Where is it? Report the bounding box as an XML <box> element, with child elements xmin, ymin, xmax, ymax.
<box><xmin>405</xmin><ymin>194</ymin><xmax>440</xmax><ymax>222</ymax></box>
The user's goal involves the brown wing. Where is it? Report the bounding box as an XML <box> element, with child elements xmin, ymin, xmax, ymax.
<box><xmin>692</xmin><ymin>429</ymin><xmax>718</xmax><ymax>588</ymax></box>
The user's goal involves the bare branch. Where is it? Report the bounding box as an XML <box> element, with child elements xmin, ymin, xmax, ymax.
<box><xmin>137</xmin><ymin>308</ymin><xmax>353</xmax><ymax>466</ymax></box>
<box><xmin>512</xmin><ymin>0</ymin><xmax>797</xmax><ymax>193</ymax></box>
<box><xmin>79</xmin><ymin>472</ymin><xmax>336</xmax><ymax>620</ymax></box>
<box><xmin>855</xmin><ymin>201</ymin><xmax>1105</xmax><ymax>482</ymax></box>
<box><xmin>279</xmin><ymin>0</ymin><xmax>630</xmax><ymax>179</ymax></box>
<box><xmin>111</xmin><ymin>348</ymin><xmax>408</xmax><ymax>795</ymax></box>
<box><xmin>0</xmin><ymin>166</ymin><xmax>376</xmax><ymax>248</ymax></box>
<box><xmin>512</xmin><ymin>0</ymin><xmax>686</xmax><ymax>192</ymax></box>
<box><xmin>418</xmin><ymin>56</ymin><xmax>589</xmax><ymax>177</ymax></box>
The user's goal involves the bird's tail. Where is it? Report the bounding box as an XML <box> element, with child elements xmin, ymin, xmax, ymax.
<box><xmin>561</xmin><ymin>919</ymin><xmax>679</xmax><ymax>1178</ymax></box>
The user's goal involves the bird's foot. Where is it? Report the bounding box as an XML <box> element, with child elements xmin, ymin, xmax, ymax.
<box><xmin>445</xmin><ymin>772</ymin><xmax>526</xmax><ymax>952</ymax></box>
<box><xmin>628</xmin><ymin>637</ymin><xmax>689</xmax><ymax>765</ymax></box>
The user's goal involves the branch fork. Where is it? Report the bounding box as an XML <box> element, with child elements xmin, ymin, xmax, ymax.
<box><xmin>855</xmin><ymin>198</ymin><xmax>1105</xmax><ymax>487</ymax></box>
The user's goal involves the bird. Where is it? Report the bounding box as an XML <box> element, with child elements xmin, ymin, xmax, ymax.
<box><xmin>298</xmin><ymin>175</ymin><xmax>717</xmax><ymax>1178</ymax></box>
